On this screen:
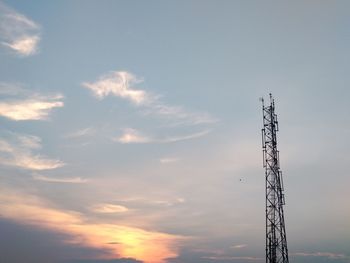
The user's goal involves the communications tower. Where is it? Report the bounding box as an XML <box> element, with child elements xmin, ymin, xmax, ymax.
<box><xmin>261</xmin><ymin>94</ymin><xmax>289</xmax><ymax>263</ymax></box>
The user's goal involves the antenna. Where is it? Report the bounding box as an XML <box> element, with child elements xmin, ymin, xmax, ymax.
<box><xmin>260</xmin><ymin>97</ymin><xmax>265</xmax><ymax>106</ymax></box>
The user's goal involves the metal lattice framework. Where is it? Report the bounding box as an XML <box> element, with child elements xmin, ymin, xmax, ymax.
<box><xmin>261</xmin><ymin>94</ymin><xmax>289</xmax><ymax>263</ymax></box>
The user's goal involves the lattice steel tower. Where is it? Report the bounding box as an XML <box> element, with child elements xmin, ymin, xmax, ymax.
<box><xmin>261</xmin><ymin>94</ymin><xmax>289</xmax><ymax>263</ymax></box>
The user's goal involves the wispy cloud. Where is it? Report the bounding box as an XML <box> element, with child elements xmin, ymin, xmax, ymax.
<box><xmin>145</xmin><ymin>103</ymin><xmax>217</xmax><ymax>126</ymax></box>
<box><xmin>82</xmin><ymin>71</ymin><xmax>217</xmax><ymax>125</ymax></box>
<box><xmin>0</xmin><ymin>2</ymin><xmax>41</xmax><ymax>56</ymax></box>
<box><xmin>114</xmin><ymin>128</ymin><xmax>210</xmax><ymax>144</ymax></box>
<box><xmin>153</xmin><ymin>198</ymin><xmax>185</xmax><ymax>207</ymax></box>
<box><xmin>203</xmin><ymin>256</ymin><xmax>264</xmax><ymax>261</ymax></box>
<box><xmin>292</xmin><ymin>252</ymin><xmax>348</xmax><ymax>260</ymax></box>
<box><xmin>0</xmin><ymin>82</ymin><xmax>27</xmax><ymax>95</ymax></box>
<box><xmin>32</xmin><ymin>174</ymin><xmax>87</xmax><ymax>184</ymax></box>
<box><xmin>116</xmin><ymin>196</ymin><xmax>186</xmax><ymax>207</ymax></box>
<box><xmin>0</xmin><ymin>189</ymin><xmax>185</xmax><ymax>263</ymax></box>
<box><xmin>231</xmin><ymin>244</ymin><xmax>247</xmax><ymax>249</ymax></box>
<box><xmin>0</xmin><ymin>132</ymin><xmax>64</xmax><ymax>170</ymax></box>
<box><xmin>65</xmin><ymin>127</ymin><xmax>96</xmax><ymax>138</ymax></box>
<box><xmin>160</xmin><ymin>129</ymin><xmax>210</xmax><ymax>143</ymax></box>
<box><xmin>114</xmin><ymin>128</ymin><xmax>151</xmax><ymax>144</ymax></box>
<box><xmin>160</xmin><ymin>158</ymin><xmax>180</xmax><ymax>164</ymax></box>
<box><xmin>0</xmin><ymin>83</ymin><xmax>64</xmax><ymax>121</ymax></box>
<box><xmin>91</xmin><ymin>203</ymin><xmax>129</xmax><ymax>213</ymax></box>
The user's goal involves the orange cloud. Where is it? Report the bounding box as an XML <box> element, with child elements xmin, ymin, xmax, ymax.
<box><xmin>0</xmin><ymin>191</ymin><xmax>184</xmax><ymax>263</ymax></box>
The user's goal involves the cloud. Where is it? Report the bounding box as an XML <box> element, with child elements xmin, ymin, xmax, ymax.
<box><xmin>0</xmin><ymin>97</ymin><xmax>64</xmax><ymax>121</ymax></box>
<box><xmin>82</xmin><ymin>71</ymin><xmax>217</xmax><ymax>126</ymax></box>
<box><xmin>65</xmin><ymin>128</ymin><xmax>96</xmax><ymax>139</ymax></box>
<box><xmin>17</xmin><ymin>134</ymin><xmax>42</xmax><ymax>149</ymax></box>
<box><xmin>91</xmin><ymin>204</ymin><xmax>129</xmax><ymax>214</ymax></box>
<box><xmin>0</xmin><ymin>2</ymin><xmax>41</xmax><ymax>56</ymax></box>
<box><xmin>0</xmin><ymin>132</ymin><xmax>64</xmax><ymax>170</ymax></box>
<box><xmin>0</xmin><ymin>82</ymin><xmax>28</xmax><ymax>95</ymax></box>
<box><xmin>82</xmin><ymin>71</ymin><xmax>148</xmax><ymax>105</ymax></box>
<box><xmin>114</xmin><ymin>128</ymin><xmax>210</xmax><ymax>144</ymax></box>
<box><xmin>292</xmin><ymin>252</ymin><xmax>348</xmax><ymax>260</ymax></box>
<box><xmin>114</xmin><ymin>128</ymin><xmax>151</xmax><ymax>144</ymax></box>
<box><xmin>231</xmin><ymin>244</ymin><xmax>247</xmax><ymax>249</ymax></box>
<box><xmin>32</xmin><ymin>174</ymin><xmax>88</xmax><ymax>184</ymax></box>
<box><xmin>0</xmin><ymin>83</ymin><xmax>64</xmax><ymax>121</ymax></box>
<box><xmin>203</xmin><ymin>256</ymin><xmax>264</xmax><ymax>261</ymax></box>
<box><xmin>160</xmin><ymin>158</ymin><xmax>180</xmax><ymax>164</ymax></box>
<box><xmin>2</xmin><ymin>35</ymin><xmax>40</xmax><ymax>56</ymax></box>
<box><xmin>66</xmin><ymin>259</ymin><xmax>143</xmax><ymax>263</ymax></box>
<box><xmin>115</xmin><ymin>196</ymin><xmax>186</xmax><ymax>208</ymax></box>
<box><xmin>145</xmin><ymin>103</ymin><xmax>217</xmax><ymax>126</ymax></box>
<box><xmin>153</xmin><ymin>198</ymin><xmax>185</xmax><ymax>207</ymax></box>
<box><xmin>160</xmin><ymin>130</ymin><xmax>210</xmax><ymax>143</ymax></box>
<box><xmin>0</xmin><ymin>189</ymin><xmax>185</xmax><ymax>263</ymax></box>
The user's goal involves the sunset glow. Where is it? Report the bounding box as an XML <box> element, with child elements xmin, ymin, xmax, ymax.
<box><xmin>0</xmin><ymin>190</ymin><xmax>183</xmax><ymax>262</ymax></box>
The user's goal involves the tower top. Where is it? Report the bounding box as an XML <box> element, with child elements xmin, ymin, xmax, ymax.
<box><xmin>260</xmin><ymin>93</ymin><xmax>275</xmax><ymax>108</ymax></box>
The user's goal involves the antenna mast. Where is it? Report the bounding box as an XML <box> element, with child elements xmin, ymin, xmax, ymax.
<box><xmin>261</xmin><ymin>94</ymin><xmax>289</xmax><ymax>263</ymax></box>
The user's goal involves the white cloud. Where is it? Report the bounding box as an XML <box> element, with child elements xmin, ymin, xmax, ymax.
<box><xmin>0</xmin><ymin>83</ymin><xmax>64</xmax><ymax>121</ymax></box>
<box><xmin>114</xmin><ymin>128</ymin><xmax>210</xmax><ymax>144</ymax></box>
<box><xmin>0</xmin><ymin>133</ymin><xmax>64</xmax><ymax>170</ymax></box>
<box><xmin>0</xmin><ymin>2</ymin><xmax>41</xmax><ymax>56</ymax></box>
<box><xmin>83</xmin><ymin>71</ymin><xmax>216</xmax><ymax>146</ymax></box>
<box><xmin>114</xmin><ymin>128</ymin><xmax>151</xmax><ymax>144</ymax></box>
<box><xmin>91</xmin><ymin>203</ymin><xmax>129</xmax><ymax>213</ymax></box>
<box><xmin>3</xmin><ymin>35</ymin><xmax>40</xmax><ymax>56</ymax></box>
<box><xmin>0</xmin><ymin>98</ymin><xmax>63</xmax><ymax>121</ymax></box>
<box><xmin>82</xmin><ymin>70</ymin><xmax>217</xmax><ymax>126</ymax></box>
<box><xmin>82</xmin><ymin>71</ymin><xmax>148</xmax><ymax>105</ymax></box>
<box><xmin>32</xmin><ymin>174</ymin><xmax>88</xmax><ymax>184</ymax></box>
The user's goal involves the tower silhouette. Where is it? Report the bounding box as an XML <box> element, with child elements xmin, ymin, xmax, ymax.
<box><xmin>261</xmin><ymin>94</ymin><xmax>289</xmax><ymax>263</ymax></box>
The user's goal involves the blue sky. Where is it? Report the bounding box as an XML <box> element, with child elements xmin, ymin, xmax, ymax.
<box><xmin>0</xmin><ymin>1</ymin><xmax>349</xmax><ymax>263</ymax></box>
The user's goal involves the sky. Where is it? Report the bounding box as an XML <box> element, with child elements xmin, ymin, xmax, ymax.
<box><xmin>0</xmin><ymin>0</ymin><xmax>349</xmax><ymax>262</ymax></box>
